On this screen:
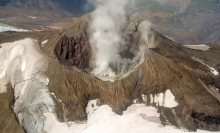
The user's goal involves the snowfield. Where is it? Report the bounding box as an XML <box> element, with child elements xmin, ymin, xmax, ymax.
<box><xmin>44</xmin><ymin>102</ymin><xmax>212</xmax><ymax>133</ymax></box>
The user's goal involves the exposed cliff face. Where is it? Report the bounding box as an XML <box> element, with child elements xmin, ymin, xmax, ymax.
<box><xmin>55</xmin><ymin>35</ymin><xmax>90</xmax><ymax>69</ymax></box>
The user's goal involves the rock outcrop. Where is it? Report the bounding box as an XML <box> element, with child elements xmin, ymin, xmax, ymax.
<box><xmin>55</xmin><ymin>35</ymin><xmax>90</xmax><ymax>69</ymax></box>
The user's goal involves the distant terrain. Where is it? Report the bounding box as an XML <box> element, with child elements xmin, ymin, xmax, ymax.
<box><xmin>0</xmin><ymin>0</ymin><xmax>87</xmax><ymax>31</ymax></box>
<box><xmin>136</xmin><ymin>0</ymin><xmax>220</xmax><ymax>44</ymax></box>
<box><xmin>0</xmin><ymin>0</ymin><xmax>220</xmax><ymax>44</ymax></box>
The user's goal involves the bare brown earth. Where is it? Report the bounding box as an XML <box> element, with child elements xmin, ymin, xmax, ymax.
<box><xmin>42</xmin><ymin>14</ymin><xmax>220</xmax><ymax>131</ymax></box>
<box><xmin>0</xmin><ymin>85</ymin><xmax>25</xmax><ymax>133</ymax></box>
<box><xmin>0</xmin><ymin>31</ymin><xmax>54</xmax><ymax>44</ymax></box>
<box><xmin>0</xmin><ymin>14</ymin><xmax>220</xmax><ymax>132</ymax></box>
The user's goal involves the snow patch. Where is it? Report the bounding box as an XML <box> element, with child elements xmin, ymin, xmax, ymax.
<box><xmin>18</xmin><ymin>113</ymin><xmax>24</xmax><ymax>125</ymax></box>
<box><xmin>151</xmin><ymin>89</ymin><xmax>178</xmax><ymax>108</ymax></box>
<box><xmin>142</xmin><ymin>94</ymin><xmax>147</xmax><ymax>102</ymax></box>
<box><xmin>51</xmin><ymin>92</ymin><xmax>62</xmax><ymax>103</ymax></box>
<box><xmin>192</xmin><ymin>57</ymin><xmax>219</xmax><ymax>76</ymax></box>
<box><xmin>163</xmin><ymin>90</ymin><xmax>179</xmax><ymax>108</ymax></box>
<box><xmin>150</xmin><ymin>94</ymin><xmax>153</xmax><ymax>104</ymax></box>
<box><xmin>209</xmin><ymin>67</ymin><xmax>219</xmax><ymax>76</ymax></box>
<box><xmin>133</xmin><ymin>99</ymin><xmax>138</xmax><ymax>104</ymax></box>
<box><xmin>86</xmin><ymin>99</ymin><xmax>99</xmax><ymax>116</ymax></box>
<box><xmin>29</xmin><ymin>16</ymin><xmax>36</xmax><ymax>19</ymax></box>
<box><xmin>183</xmin><ymin>44</ymin><xmax>210</xmax><ymax>51</ymax></box>
<box><xmin>97</xmin><ymin>76</ymin><xmax>116</xmax><ymax>82</ymax></box>
<box><xmin>41</xmin><ymin>40</ymin><xmax>48</xmax><ymax>47</ymax></box>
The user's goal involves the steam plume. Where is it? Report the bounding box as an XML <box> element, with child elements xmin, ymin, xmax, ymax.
<box><xmin>88</xmin><ymin>0</ymin><xmax>152</xmax><ymax>78</ymax></box>
<box><xmin>138</xmin><ymin>20</ymin><xmax>155</xmax><ymax>48</ymax></box>
<box><xmin>88</xmin><ymin>0</ymin><xmax>129</xmax><ymax>77</ymax></box>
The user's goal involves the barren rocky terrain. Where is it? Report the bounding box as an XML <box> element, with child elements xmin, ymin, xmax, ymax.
<box><xmin>0</xmin><ymin>0</ymin><xmax>220</xmax><ymax>133</ymax></box>
<box><xmin>0</xmin><ymin>13</ymin><xmax>219</xmax><ymax>132</ymax></box>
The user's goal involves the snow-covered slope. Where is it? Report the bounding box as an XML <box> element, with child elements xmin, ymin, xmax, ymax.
<box><xmin>0</xmin><ymin>38</ymin><xmax>54</xmax><ymax>133</ymax></box>
<box><xmin>44</xmin><ymin>102</ymin><xmax>212</xmax><ymax>133</ymax></box>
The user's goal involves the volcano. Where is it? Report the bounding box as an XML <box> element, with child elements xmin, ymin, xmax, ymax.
<box><xmin>0</xmin><ymin>13</ymin><xmax>220</xmax><ymax>133</ymax></box>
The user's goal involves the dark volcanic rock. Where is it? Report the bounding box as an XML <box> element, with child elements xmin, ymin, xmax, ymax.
<box><xmin>190</xmin><ymin>112</ymin><xmax>220</xmax><ymax>131</ymax></box>
<box><xmin>55</xmin><ymin>35</ymin><xmax>90</xmax><ymax>69</ymax></box>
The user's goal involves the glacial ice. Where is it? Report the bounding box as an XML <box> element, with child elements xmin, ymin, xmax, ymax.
<box><xmin>0</xmin><ymin>38</ymin><xmax>55</xmax><ymax>133</ymax></box>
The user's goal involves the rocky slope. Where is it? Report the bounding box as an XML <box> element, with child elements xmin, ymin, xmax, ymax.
<box><xmin>0</xmin><ymin>85</ymin><xmax>25</xmax><ymax>133</ymax></box>
<box><xmin>41</xmin><ymin>14</ymin><xmax>220</xmax><ymax>131</ymax></box>
<box><xmin>0</xmin><ymin>13</ymin><xmax>220</xmax><ymax>133</ymax></box>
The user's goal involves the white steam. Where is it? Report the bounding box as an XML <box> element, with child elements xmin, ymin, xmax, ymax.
<box><xmin>88</xmin><ymin>0</ymin><xmax>152</xmax><ymax>78</ymax></box>
<box><xmin>139</xmin><ymin>21</ymin><xmax>152</xmax><ymax>48</ymax></box>
<box><xmin>88</xmin><ymin>0</ymin><xmax>128</xmax><ymax>77</ymax></box>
